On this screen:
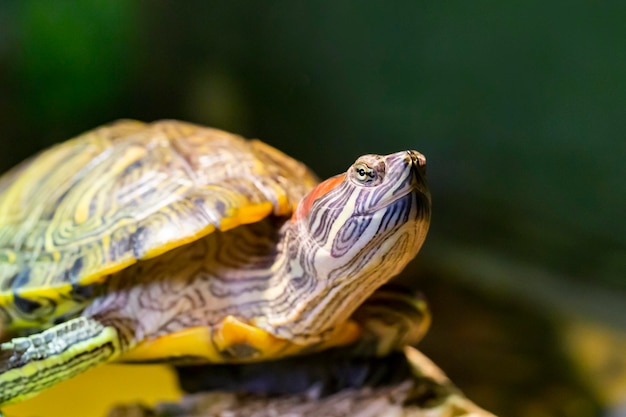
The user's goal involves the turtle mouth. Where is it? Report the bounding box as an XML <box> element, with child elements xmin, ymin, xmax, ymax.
<box><xmin>360</xmin><ymin>189</ymin><xmax>415</xmax><ymax>216</ymax></box>
<box><xmin>406</xmin><ymin>150</ymin><xmax>426</xmax><ymax>169</ymax></box>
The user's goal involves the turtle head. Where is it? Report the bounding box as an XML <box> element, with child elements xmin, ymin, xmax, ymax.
<box><xmin>280</xmin><ymin>150</ymin><xmax>431</xmax><ymax>342</ymax></box>
<box><xmin>293</xmin><ymin>150</ymin><xmax>430</xmax><ymax>259</ymax></box>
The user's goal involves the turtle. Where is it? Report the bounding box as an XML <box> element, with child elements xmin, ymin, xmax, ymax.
<box><xmin>0</xmin><ymin>119</ymin><xmax>431</xmax><ymax>407</ymax></box>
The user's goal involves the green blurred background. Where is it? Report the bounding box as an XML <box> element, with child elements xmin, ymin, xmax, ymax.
<box><xmin>1</xmin><ymin>1</ymin><xmax>625</xmax><ymax>416</ymax></box>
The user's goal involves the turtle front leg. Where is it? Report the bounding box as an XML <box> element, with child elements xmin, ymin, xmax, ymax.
<box><xmin>342</xmin><ymin>287</ymin><xmax>431</xmax><ymax>357</ymax></box>
<box><xmin>0</xmin><ymin>317</ymin><xmax>123</xmax><ymax>406</ymax></box>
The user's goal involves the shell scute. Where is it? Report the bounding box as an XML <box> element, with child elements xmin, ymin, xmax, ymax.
<box><xmin>0</xmin><ymin>120</ymin><xmax>318</xmax><ymax>327</ymax></box>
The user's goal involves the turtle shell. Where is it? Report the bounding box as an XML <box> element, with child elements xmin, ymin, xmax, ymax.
<box><xmin>0</xmin><ymin>120</ymin><xmax>318</xmax><ymax>328</ymax></box>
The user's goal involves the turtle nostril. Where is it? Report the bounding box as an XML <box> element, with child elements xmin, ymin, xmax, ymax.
<box><xmin>406</xmin><ymin>150</ymin><xmax>418</xmax><ymax>165</ymax></box>
<box><xmin>406</xmin><ymin>150</ymin><xmax>426</xmax><ymax>168</ymax></box>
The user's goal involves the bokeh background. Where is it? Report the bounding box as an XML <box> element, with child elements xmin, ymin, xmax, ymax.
<box><xmin>1</xmin><ymin>2</ymin><xmax>625</xmax><ymax>416</ymax></box>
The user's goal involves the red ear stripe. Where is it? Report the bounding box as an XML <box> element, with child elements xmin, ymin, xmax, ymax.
<box><xmin>292</xmin><ymin>174</ymin><xmax>346</xmax><ymax>222</ymax></box>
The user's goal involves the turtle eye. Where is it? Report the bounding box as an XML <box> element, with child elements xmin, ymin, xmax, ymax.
<box><xmin>353</xmin><ymin>163</ymin><xmax>377</xmax><ymax>184</ymax></box>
